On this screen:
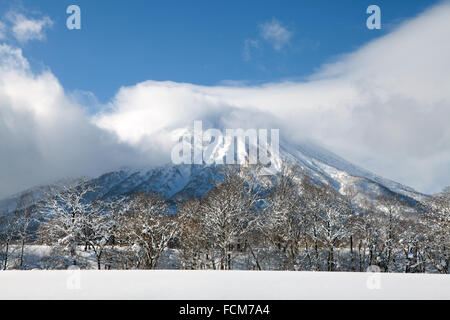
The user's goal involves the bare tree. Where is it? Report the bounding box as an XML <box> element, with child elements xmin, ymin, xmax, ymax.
<box><xmin>177</xmin><ymin>198</ymin><xmax>215</xmax><ymax>269</ymax></box>
<box><xmin>316</xmin><ymin>185</ymin><xmax>352</xmax><ymax>271</ymax></box>
<box><xmin>117</xmin><ymin>193</ymin><xmax>177</xmax><ymax>269</ymax></box>
<box><xmin>78</xmin><ymin>199</ymin><xmax>118</xmax><ymax>269</ymax></box>
<box><xmin>342</xmin><ymin>185</ymin><xmax>360</xmax><ymax>271</ymax></box>
<box><xmin>422</xmin><ymin>187</ymin><xmax>450</xmax><ymax>274</ymax></box>
<box><xmin>14</xmin><ymin>192</ymin><xmax>39</xmax><ymax>269</ymax></box>
<box><xmin>376</xmin><ymin>195</ymin><xmax>405</xmax><ymax>272</ymax></box>
<box><xmin>0</xmin><ymin>212</ymin><xmax>19</xmax><ymax>270</ymax></box>
<box><xmin>38</xmin><ymin>181</ymin><xmax>97</xmax><ymax>267</ymax></box>
<box><xmin>199</xmin><ymin>166</ymin><xmax>261</xmax><ymax>270</ymax></box>
<box><xmin>260</xmin><ymin>165</ymin><xmax>305</xmax><ymax>270</ymax></box>
<box><xmin>300</xmin><ymin>176</ymin><xmax>326</xmax><ymax>271</ymax></box>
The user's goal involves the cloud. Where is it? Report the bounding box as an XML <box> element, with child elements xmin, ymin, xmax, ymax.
<box><xmin>0</xmin><ymin>44</ymin><xmax>150</xmax><ymax>199</ymax></box>
<box><xmin>243</xmin><ymin>19</ymin><xmax>292</xmax><ymax>61</ymax></box>
<box><xmin>97</xmin><ymin>2</ymin><xmax>450</xmax><ymax>194</ymax></box>
<box><xmin>243</xmin><ymin>39</ymin><xmax>259</xmax><ymax>61</ymax></box>
<box><xmin>1</xmin><ymin>1</ymin><xmax>450</xmax><ymax>198</ymax></box>
<box><xmin>0</xmin><ymin>44</ymin><xmax>29</xmax><ymax>69</ymax></box>
<box><xmin>0</xmin><ymin>22</ymin><xmax>6</xmax><ymax>40</ymax></box>
<box><xmin>6</xmin><ymin>12</ymin><xmax>53</xmax><ymax>43</ymax></box>
<box><xmin>258</xmin><ymin>19</ymin><xmax>292</xmax><ymax>50</ymax></box>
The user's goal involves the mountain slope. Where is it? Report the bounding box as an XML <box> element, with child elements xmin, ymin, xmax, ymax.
<box><xmin>0</xmin><ymin>139</ymin><xmax>427</xmax><ymax>213</ymax></box>
<box><xmin>86</xmin><ymin>139</ymin><xmax>426</xmax><ymax>205</ymax></box>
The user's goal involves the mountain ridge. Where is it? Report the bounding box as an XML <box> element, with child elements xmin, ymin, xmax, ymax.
<box><xmin>0</xmin><ymin>139</ymin><xmax>427</xmax><ymax>213</ymax></box>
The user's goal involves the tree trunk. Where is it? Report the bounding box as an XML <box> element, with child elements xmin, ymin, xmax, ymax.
<box><xmin>3</xmin><ymin>242</ymin><xmax>9</xmax><ymax>270</ymax></box>
<box><xmin>248</xmin><ymin>245</ymin><xmax>262</xmax><ymax>271</ymax></box>
<box><xmin>358</xmin><ymin>240</ymin><xmax>363</xmax><ymax>272</ymax></box>
<box><xmin>314</xmin><ymin>242</ymin><xmax>319</xmax><ymax>271</ymax></box>
<box><xmin>350</xmin><ymin>235</ymin><xmax>355</xmax><ymax>271</ymax></box>
<box><xmin>19</xmin><ymin>238</ymin><xmax>25</xmax><ymax>269</ymax></box>
<box><xmin>327</xmin><ymin>246</ymin><xmax>334</xmax><ymax>271</ymax></box>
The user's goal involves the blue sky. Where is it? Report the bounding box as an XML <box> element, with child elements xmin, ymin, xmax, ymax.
<box><xmin>0</xmin><ymin>0</ymin><xmax>439</xmax><ymax>103</ymax></box>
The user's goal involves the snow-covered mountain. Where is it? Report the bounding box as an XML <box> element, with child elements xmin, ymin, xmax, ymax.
<box><xmin>88</xmin><ymin>139</ymin><xmax>426</xmax><ymax>203</ymax></box>
<box><xmin>0</xmin><ymin>138</ymin><xmax>427</xmax><ymax>213</ymax></box>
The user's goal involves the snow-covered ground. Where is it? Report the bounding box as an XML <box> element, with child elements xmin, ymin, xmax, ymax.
<box><xmin>0</xmin><ymin>270</ymin><xmax>448</xmax><ymax>300</ymax></box>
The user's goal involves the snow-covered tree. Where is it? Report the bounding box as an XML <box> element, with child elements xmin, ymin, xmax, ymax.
<box><xmin>260</xmin><ymin>165</ymin><xmax>306</xmax><ymax>270</ymax></box>
<box><xmin>38</xmin><ymin>181</ymin><xmax>97</xmax><ymax>267</ymax></box>
<box><xmin>177</xmin><ymin>198</ymin><xmax>213</xmax><ymax>269</ymax></box>
<box><xmin>315</xmin><ymin>184</ymin><xmax>352</xmax><ymax>271</ymax></box>
<box><xmin>77</xmin><ymin>199</ymin><xmax>119</xmax><ymax>269</ymax></box>
<box><xmin>398</xmin><ymin>219</ymin><xmax>427</xmax><ymax>273</ymax></box>
<box><xmin>374</xmin><ymin>195</ymin><xmax>405</xmax><ymax>272</ymax></box>
<box><xmin>117</xmin><ymin>193</ymin><xmax>177</xmax><ymax>269</ymax></box>
<box><xmin>178</xmin><ymin>166</ymin><xmax>262</xmax><ymax>270</ymax></box>
<box><xmin>0</xmin><ymin>192</ymin><xmax>39</xmax><ymax>270</ymax></box>
<box><xmin>200</xmin><ymin>167</ymin><xmax>261</xmax><ymax>270</ymax></box>
<box><xmin>0</xmin><ymin>212</ymin><xmax>19</xmax><ymax>270</ymax></box>
<box><xmin>342</xmin><ymin>185</ymin><xmax>361</xmax><ymax>271</ymax></box>
<box><xmin>14</xmin><ymin>192</ymin><xmax>39</xmax><ymax>269</ymax></box>
<box><xmin>422</xmin><ymin>187</ymin><xmax>450</xmax><ymax>273</ymax></box>
<box><xmin>300</xmin><ymin>176</ymin><xmax>326</xmax><ymax>271</ymax></box>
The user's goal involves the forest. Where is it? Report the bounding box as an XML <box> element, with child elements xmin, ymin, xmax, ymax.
<box><xmin>0</xmin><ymin>166</ymin><xmax>448</xmax><ymax>273</ymax></box>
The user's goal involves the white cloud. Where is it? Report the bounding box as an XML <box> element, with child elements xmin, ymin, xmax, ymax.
<box><xmin>97</xmin><ymin>2</ymin><xmax>450</xmax><ymax>194</ymax></box>
<box><xmin>6</xmin><ymin>12</ymin><xmax>53</xmax><ymax>43</ymax></box>
<box><xmin>0</xmin><ymin>44</ymin><xmax>149</xmax><ymax>198</ymax></box>
<box><xmin>243</xmin><ymin>39</ymin><xmax>259</xmax><ymax>61</ymax></box>
<box><xmin>259</xmin><ymin>19</ymin><xmax>292</xmax><ymax>50</ymax></box>
<box><xmin>0</xmin><ymin>22</ymin><xmax>6</xmax><ymax>40</ymax></box>
<box><xmin>0</xmin><ymin>44</ymin><xmax>29</xmax><ymax>70</ymax></box>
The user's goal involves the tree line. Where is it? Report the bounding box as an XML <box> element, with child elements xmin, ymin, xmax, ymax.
<box><xmin>1</xmin><ymin>166</ymin><xmax>448</xmax><ymax>273</ymax></box>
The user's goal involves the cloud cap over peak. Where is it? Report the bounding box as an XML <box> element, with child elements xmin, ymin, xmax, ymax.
<box><xmin>97</xmin><ymin>2</ymin><xmax>450</xmax><ymax>194</ymax></box>
<box><xmin>1</xmin><ymin>2</ymin><xmax>450</xmax><ymax>198</ymax></box>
